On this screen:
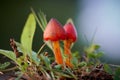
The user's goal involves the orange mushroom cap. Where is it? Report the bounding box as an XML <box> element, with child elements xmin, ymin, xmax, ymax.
<box><xmin>44</xmin><ymin>18</ymin><xmax>66</xmax><ymax>41</ymax></box>
<box><xmin>64</xmin><ymin>22</ymin><xmax>77</xmax><ymax>42</ymax></box>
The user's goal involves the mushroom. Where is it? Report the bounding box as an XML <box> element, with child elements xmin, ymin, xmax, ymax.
<box><xmin>63</xmin><ymin>20</ymin><xmax>77</xmax><ymax>67</ymax></box>
<box><xmin>43</xmin><ymin>18</ymin><xmax>66</xmax><ymax>65</ymax></box>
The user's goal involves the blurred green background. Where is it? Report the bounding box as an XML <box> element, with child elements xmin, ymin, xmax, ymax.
<box><xmin>0</xmin><ymin>0</ymin><xmax>120</xmax><ymax>65</ymax></box>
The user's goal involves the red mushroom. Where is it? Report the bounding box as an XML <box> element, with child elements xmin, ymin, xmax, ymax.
<box><xmin>63</xmin><ymin>20</ymin><xmax>77</xmax><ymax>67</ymax></box>
<box><xmin>43</xmin><ymin>18</ymin><xmax>66</xmax><ymax>65</ymax></box>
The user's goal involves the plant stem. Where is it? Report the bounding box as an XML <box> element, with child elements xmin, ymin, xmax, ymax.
<box><xmin>37</xmin><ymin>43</ymin><xmax>46</xmax><ymax>54</ymax></box>
<box><xmin>0</xmin><ymin>66</ymin><xmax>18</xmax><ymax>72</ymax></box>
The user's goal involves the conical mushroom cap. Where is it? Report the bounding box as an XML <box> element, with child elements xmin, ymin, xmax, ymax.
<box><xmin>44</xmin><ymin>18</ymin><xmax>66</xmax><ymax>41</ymax></box>
<box><xmin>64</xmin><ymin>22</ymin><xmax>77</xmax><ymax>42</ymax></box>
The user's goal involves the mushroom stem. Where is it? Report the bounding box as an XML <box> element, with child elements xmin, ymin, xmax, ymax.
<box><xmin>64</xmin><ymin>39</ymin><xmax>73</xmax><ymax>68</ymax></box>
<box><xmin>52</xmin><ymin>41</ymin><xmax>63</xmax><ymax>65</ymax></box>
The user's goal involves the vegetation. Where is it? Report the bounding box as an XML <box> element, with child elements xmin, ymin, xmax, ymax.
<box><xmin>0</xmin><ymin>9</ymin><xmax>120</xmax><ymax>80</ymax></box>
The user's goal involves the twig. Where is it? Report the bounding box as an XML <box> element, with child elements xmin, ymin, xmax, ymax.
<box><xmin>108</xmin><ymin>64</ymin><xmax>120</xmax><ymax>68</ymax></box>
<box><xmin>0</xmin><ymin>66</ymin><xmax>17</xmax><ymax>72</ymax></box>
<box><xmin>10</xmin><ymin>38</ymin><xmax>19</xmax><ymax>57</ymax></box>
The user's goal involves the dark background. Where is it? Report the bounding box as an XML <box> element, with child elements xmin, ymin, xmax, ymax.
<box><xmin>0</xmin><ymin>0</ymin><xmax>81</xmax><ymax>63</ymax></box>
<box><xmin>0</xmin><ymin>0</ymin><xmax>78</xmax><ymax>50</ymax></box>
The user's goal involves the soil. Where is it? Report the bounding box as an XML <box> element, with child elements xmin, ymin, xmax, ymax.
<box><xmin>0</xmin><ymin>64</ymin><xmax>113</xmax><ymax>80</ymax></box>
<box><xmin>0</xmin><ymin>71</ymin><xmax>15</xmax><ymax>80</ymax></box>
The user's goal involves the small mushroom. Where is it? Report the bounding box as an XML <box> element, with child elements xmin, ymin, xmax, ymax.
<box><xmin>43</xmin><ymin>18</ymin><xmax>66</xmax><ymax>65</ymax></box>
<box><xmin>63</xmin><ymin>21</ymin><xmax>77</xmax><ymax>67</ymax></box>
